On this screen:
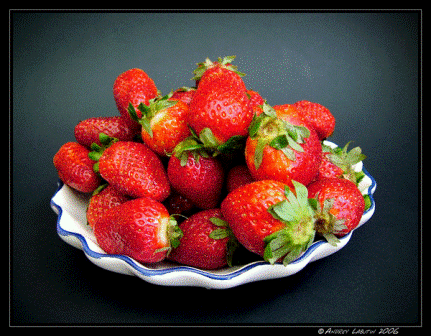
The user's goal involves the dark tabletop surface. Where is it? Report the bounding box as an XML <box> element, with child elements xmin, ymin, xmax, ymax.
<box><xmin>11</xmin><ymin>10</ymin><xmax>420</xmax><ymax>326</ymax></box>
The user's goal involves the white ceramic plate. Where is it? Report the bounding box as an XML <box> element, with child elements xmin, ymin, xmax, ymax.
<box><xmin>50</xmin><ymin>140</ymin><xmax>376</xmax><ymax>289</ymax></box>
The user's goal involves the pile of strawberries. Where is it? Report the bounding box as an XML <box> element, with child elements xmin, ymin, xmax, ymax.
<box><xmin>53</xmin><ymin>56</ymin><xmax>370</xmax><ymax>269</ymax></box>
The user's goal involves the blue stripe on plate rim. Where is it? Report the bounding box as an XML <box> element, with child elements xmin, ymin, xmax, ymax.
<box><xmin>50</xmin><ymin>166</ymin><xmax>376</xmax><ymax>282</ymax></box>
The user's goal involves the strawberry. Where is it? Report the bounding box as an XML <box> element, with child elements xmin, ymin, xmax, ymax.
<box><xmin>170</xmin><ymin>87</ymin><xmax>196</xmax><ymax>105</ymax></box>
<box><xmin>74</xmin><ymin>116</ymin><xmax>140</xmax><ymax>148</ymax></box>
<box><xmin>163</xmin><ymin>191</ymin><xmax>196</xmax><ymax>218</ymax></box>
<box><xmin>293</xmin><ymin>100</ymin><xmax>335</xmax><ymax>140</ymax></box>
<box><xmin>221</xmin><ymin>179</ymin><xmax>316</xmax><ymax>265</ymax></box>
<box><xmin>94</xmin><ymin>197</ymin><xmax>182</xmax><ymax>264</ymax></box>
<box><xmin>226</xmin><ymin>165</ymin><xmax>254</xmax><ymax>193</ymax></box>
<box><xmin>168</xmin><ymin>208</ymin><xmax>237</xmax><ymax>269</ymax></box>
<box><xmin>127</xmin><ymin>94</ymin><xmax>191</xmax><ymax>156</ymax></box>
<box><xmin>188</xmin><ymin>58</ymin><xmax>253</xmax><ymax>147</ymax></box>
<box><xmin>247</xmin><ymin>89</ymin><xmax>265</xmax><ymax>115</ymax></box>
<box><xmin>113</xmin><ymin>68</ymin><xmax>159</xmax><ymax>122</ymax></box>
<box><xmin>86</xmin><ymin>184</ymin><xmax>130</xmax><ymax>228</ymax></box>
<box><xmin>317</xmin><ymin>142</ymin><xmax>367</xmax><ymax>184</ymax></box>
<box><xmin>96</xmin><ymin>141</ymin><xmax>170</xmax><ymax>201</ymax></box>
<box><xmin>167</xmin><ymin>142</ymin><xmax>224</xmax><ymax>210</ymax></box>
<box><xmin>316</xmin><ymin>152</ymin><xmax>345</xmax><ymax>180</ymax></box>
<box><xmin>53</xmin><ymin>142</ymin><xmax>101</xmax><ymax>193</ymax></box>
<box><xmin>192</xmin><ymin>55</ymin><xmax>245</xmax><ymax>89</ymax></box>
<box><xmin>245</xmin><ymin>102</ymin><xmax>322</xmax><ymax>188</ymax></box>
<box><xmin>307</xmin><ymin>177</ymin><xmax>365</xmax><ymax>245</ymax></box>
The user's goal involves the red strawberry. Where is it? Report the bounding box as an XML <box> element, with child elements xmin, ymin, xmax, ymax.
<box><xmin>86</xmin><ymin>184</ymin><xmax>130</xmax><ymax>228</ymax></box>
<box><xmin>113</xmin><ymin>68</ymin><xmax>158</xmax><ymax>122</ymax></box>
<box><xmin>188</xmin><ymin>77</ymin><xmax>253</xmax><ymax>145</ymax></box>
<box><xmin>226</xmin><ymin>165</ymin><xmax>254</xmax><ymax>193</ymax></box>
<box><xmin>167</xmin><ymin>145</ymin><xmax>224</xmax><ymax>210</ymax></box>
<box><xmin>170</xmin><ymin>87</ymin><xmax>196</xmax><ymax>105</ymax></box>
<box><xmin>74</xmin><ymin>116</ymin><xmax>140</xmax><ymax>148</ymax></box>
<box><xmin>168</xmin><ymin>208</ymin><xmax>237</xmax><ymax>269</ymax></box>
<box><xmin>293</xmin><ymin>100</ymin><xmax>335</xmax><ymax>140</ymax></box>
<box><xmin>247</xmin><ymin>89</ymin><xmax>265</xmax><ymax>114</ymax></box>
<box><xmin>53</xmin><ymin>142</ymin><xmax>101</xmax><ymax>193</ymax></box>
<box><xmin>128</xmin><ymin>95</ymin><xmax>191</xmax><ymax>156</ymax></box>
<box><xmin>316</xmin><ymin>152</ymin><xmax>344</xmax><ymax>180</ymax></box>
<box><xmin>163</xmin><ymin>191</ymin><xmax>196</xmax><ymax>218</ymax></box>
<box><xmin>245</xmin><ymin>103</ymin><xmax>322</xmax><ymax>188</ymax></box>
<box><xmin>307</xmin><ymin>177</ymin><xmax>365</xmax><ymax>245</ymax></box>
<box><xmin>221</xmin><ymin>179</ymin><xmax>316</xmax><ymax>265</ymax></box>
<box><xmin>94</xmin><ymin>197</ymin><xmax>182</xmax><ymax>264</ymax></box>
<box><xmin>192</xmin><ymin>55</ymin><xmax>245</xmax><ymax>89</ymax></box>
<box><xmin>97</xmin><ymin>141</ymin><xmax>170</xmax><ymax>201</ymax></box>
<box><xmin>188</xmin><ymin>59</ymin><xmax>253</xmax><ymax>146</ymax></box>
<box><xmin>316</xmin><ymin>142</ymin><xmax>367</xmax><ymax>184</ymax></box>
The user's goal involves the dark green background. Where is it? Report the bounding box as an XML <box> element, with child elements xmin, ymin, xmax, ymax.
<box><xmin>12</xmin><ymin>11</ymin><xmax>420</xmax><ymax>325</ymax></box>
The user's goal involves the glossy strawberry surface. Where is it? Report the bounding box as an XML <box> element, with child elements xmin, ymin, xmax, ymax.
<box><xmin>98</xmin><ymin>141</ymin><xmax>170</xmax><ymax>201</ymax></box>
<box><xmin>170</xmin><ymin>87</ymin><xmax>196</xmax><ymax>105</ymax></box>
<box><xmin>307</xmin><ymin>177</ymin><xmax>365</xmax><ymax>237</ymax></box>
<box><xmin>167</xmin><ymin>153</ymin><xmax>224</xmax><ymax>210</ymax></box>
<box><xmin>74</xmin><ymin>116</ymin><xmax>140</xmax><ymax>148</ymax></box>
<box><xmin>316</xmin><ymin>152</ymin><xmax>345</xmax><ymax>181</ymax></box>
<box><xmin>113</xmin><ymin>68</ymin><xmax>158</xmax><ymax>121</ymax></box>
<box><xmin>53</xmin><ymin>142</ymin><xmax>101</xmax><ymax>193</ymax></box>
<box><xmin>245</xmin><ymin>104</ymin><xmax>322</xmax><ymax>188</ymax></box>
<box><xmin>293</xmin><ymin>100</ymin><xmax>335</xmax><ymax>140</ymax></box>
<box><xmin>86</xmin><ymin>185</ymin><xmax>130</xmax><ymax>228</ymax></box>
<box><xmin>140</xmin><ymin>99</ymin><xmax>191</xmax><ymax>156</ymax></box>
<box><xmin>188</xmin><ymin>74</ymin><xmax>253</xmax><ymax>144</ymax></box>
<box><xmin>221</xmin><ymin>180</ymin><xmax>288</xmax><ymax>256</ymax></box>
<box><xmin>168</xmin><ymin>208</ymin><xmax>230</xmax><ymax>269</ymax></box>
<box><xmin>94</xmin><ymin>197</ymin><xmax>173</xmax><ymax>263</ymax></box>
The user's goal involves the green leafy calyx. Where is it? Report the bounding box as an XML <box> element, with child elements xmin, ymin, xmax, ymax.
<box><xmin>172</xmin><ymin>126</ymin><xmax>246</xmax><ymax>165</ymax></box>
<box><xmin>208</xmin><ymin>217</ymin><xmax>239</xmax><ymax>267</ymax></box>
<box><xmin>323</xmin><ymin>141</ymin><xmax>366</xmax><ymax>185</ymax></box>
<box><xmin>264</xmin><ymin>180</ymin><xmax>316</xmax><ymax>266</ymax></box>
<box><xmin>155</xmin><ymin>216</ymin><xmax>183</xmax><ymax>256</ymax></box>
<box><xmin>192</xmin><ymin>55</ymin><xmax>246</xmax><ymax>82</ymax></box>
<box><xmin>88</xmin><ymin>133</ymin><xmax>119</xmax><ymax>172</ymax></box>
<box><xmin>128</xmin><ymin>94</ymin><xmax>177</xmax><ymax>138</ymax></box>
<box><xmin>171</xmin><ymin>135</ymin><xmax>211</xmax><ymax>167</ymax></box>
<box><xmin>308</xmin><ymin>193</ymin><xmax>347</xmax><ymax>246</ymax></box>
<box><xmin>168</xmin><ymin>216</ymin><xmax>183</xmax><ymax>250</ymax></box>
<box><xmin>249</xmin><ymin>102</ymin><xmax>310</xmax><ymax>170</ymax></box>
